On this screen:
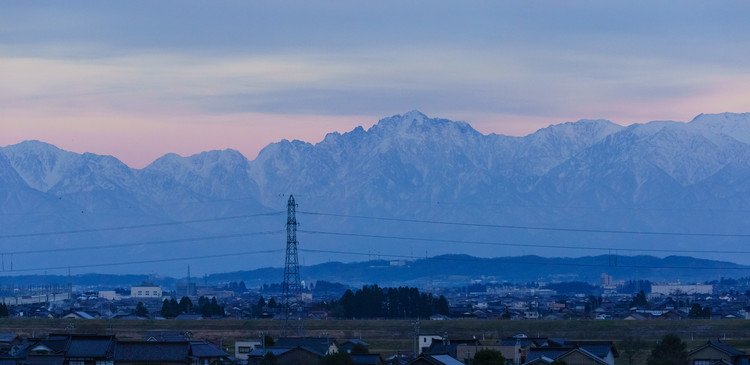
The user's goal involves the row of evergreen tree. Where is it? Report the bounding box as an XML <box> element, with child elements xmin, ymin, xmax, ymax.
<box><xmin>333</xmin><ymin>285</ymin><xmax>449</xmax><ymax>319</ymax></box>
<box><xmin>160</xmin><ymin>296</ymin><xmax>225</xmax><ymax>318</ymax></box>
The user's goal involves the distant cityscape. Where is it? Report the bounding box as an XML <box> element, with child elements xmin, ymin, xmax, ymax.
<box><xmin>0</xmin><ymin>272</ymin><xmax>748</xmax><ymax>364</ymax></box>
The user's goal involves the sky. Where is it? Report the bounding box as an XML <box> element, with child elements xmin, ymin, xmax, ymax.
<box><xmin>1</xmin><ymin>1</ymin><xmax>749</xmax><ymax>167</ymax></box>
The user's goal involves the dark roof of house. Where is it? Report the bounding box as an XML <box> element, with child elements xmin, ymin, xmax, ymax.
<box><xmin>427</xmin><ymin>339</ymin><xmax>479</xmax><ymax>358</ymax></box>
<box><xmin>525</xmin><ymin>348</ymin><xmax>608</xmax><ymax>365</ymax></box>
<box><xmin>274</xmin><ymin>337</ymin><xmax>336</xmax><ymax>356</ymax></box>
<box><xmin>352</xmin><ymin>354</ymin><xmax>383</xmax><ymax>365</ymax></box>
<box><xmin>563</xmin><ymin>341</ymin><xmax>618</xmax><ymax>358</ymax></box>
<box><xmin>412</xmin><ymin>354</ymin><xmax>465</xmax><ymax>365</ymax></box>
<box><xmin>690</xmin><ymin>340</ymin><xmax>746</xmax><ymax>357</ymax></box>
<box><xmin>189</xmin><ymin>341</ymin><xmax>229</xmax><ymax>358</ymax></box>
<box><xmin>276</xmin><ymin>346</ymin><xmax>325</xmax><ymax>360</ymax></box>
<box><xmin>23</xmin><ymin>356</ymin><xmax>65</xmax><ymax>365</ymax></box>
<box><xmin>342</xmin><ymin>339</ymin><xmax>370</xmax><ymax>347</ymax></box>
<box><xmin>526</xmin><ymin>348</ymin><xmax>571</xmax><ymax>362</ymax></box>
<box><xmin>248</xmin><ymin>347</ymin><xmax>293</xmax><ymax>357</ymax></box>
<box><xmin>66</xmin><ymin>335</ymin><xmax>115</xmax><ymax>358</ymax></box>
<box><xmin>0</xmin><ymin>333</ymin><xmax>17</xmax><ymax>343</ymax></box>
<box><xmin>498</xmin><ymin>337</ymin><xmax>550</xmax><ymax>347</ymax></box>
<box><xmin>114</xmin><ymin>341</ymin><xmax>190</xmax><ymax>362</ymax></box>
<box><xmin>144</xmin><ymin>330</ymin><xmax>191</xmax><ymax>342</ymax></box>
<box><xmin>40</xmin><ymin>335</ymin><xmax>70</xmax><ymax>353</ymax></box>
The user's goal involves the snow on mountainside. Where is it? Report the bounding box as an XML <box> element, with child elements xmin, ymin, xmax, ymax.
<box><xmin>689</xmin><ymin>112</ymin><xmax>750</xmax><ymax>144</ymax></box>
<box><xmin>2</xmin><ymin>111</ymin><xmax>750</xmax><ymax>274</ymax></box>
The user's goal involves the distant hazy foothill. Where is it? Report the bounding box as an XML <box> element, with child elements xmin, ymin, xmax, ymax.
<box><xmin>1</xmin><ymin>111</ymin><xmax>750</xmax><ymax>277</ymax></box>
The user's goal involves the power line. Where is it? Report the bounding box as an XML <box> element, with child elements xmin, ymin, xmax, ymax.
<box><xmin>297</xmin><ymin>249</ymin><xmax>750</xmax><ymax>271</ymax></box>
<box><xmin>3</xmin><ymin>230</ymin><xmax>282</xmax><ymax>256</ymax></box>
<box><xmin>405</xmin><ymin>199</ymin><xmax>750</xmax><ymax>214</ymax></box>
<box><xmin>298</xmin><ymin>230</ymin><xmax>750</xmax><ymax>255</ymax></box>
<box><xmin>3</xmin><ymin>248</ymin><xmax>285</xmax><ymax>274</ymax></box>
<box><xmin>298</xmin><ymin>211</ymin><xmax>750</xmax><ymax>238</ymax></box>
<box><xmin>0</xmin><ymin>196</ymin><xmax>267</xmax><ymax>218</ymax></box>
<box><xmin>0</xmin><ymin>211</ymin><xmax>284</xmax><ymax>239</ymax></box>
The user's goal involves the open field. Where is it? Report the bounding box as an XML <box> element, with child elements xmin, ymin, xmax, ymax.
<box><xmin>2</xmin><ymin>318</ymin><xmax>750</xmax><ymax>363</ymax></box>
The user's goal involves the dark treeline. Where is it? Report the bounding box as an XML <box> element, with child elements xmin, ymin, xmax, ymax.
<box><xmin>333</xmin><ymin>285</ymin><xmax>449</xmax><ymax>319</ymax></box>
<box><xmin>161</xmin><ymin>296</ymin><xmax>224</xmax><ymax>318</ymax></box>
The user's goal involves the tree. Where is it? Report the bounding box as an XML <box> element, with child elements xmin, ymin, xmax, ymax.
<box><xmin>160</xmin><ymin>298</ymin><xmax>180</xmax><ymax>318</ymax></box>
<box><xmin>179</xmin><ymin>296</ymin><xmax>193</xmax><ymax>314</ymax></box>
<box><xmin>253</xmin><ymin>296</ymin><xmax>267</xmax><ymax>318</ymax></box>
<box><xmin>474</xmin><ymin>349</ymin><xmax>506</xmax><ymax>365</ymax></box>
<box><xmin>434</xmin><ymin>295</ymin><xmax>450</xmax><ymax>315</ymax></box>
<box><xmin>319</xmin><ymin>352</ymin><xmax>354</xmax><ymax>365</ymax></box>
<box><xmin>263</xmin><ymin>335</ymin><xmax>275</xmax><ymax>347</ymax></box>
<box><xmin>0</xmin><ymin>303</ymin><xmax>9</xmax><ymax>317</ymax></box>
<box><xmin>197</xmin><ymin>296</ymin><xmax>225</xmax><ymax>317</ymax></box>
<box><xmin>630</xmin><ymin>290</ymin><xmax>649</xmax><ymax>308</ymax></box>
<box><xmin>134</xmin><ymin>302</ymin><xmax>149</xmax><ymax>317</ymax></box>
<box><xmin>350</xmin><ymin>344</ymin><xmax>369</xmax><ymax>354</ymax></box>
<box><xmin>620</xmin><ymin>336</ymin><xmax>647</xmax><ymax>365</ymax></box>
<box><xmin>647</xmin><ymin>334</ymin><xmax>688</xmax><ymax>365</ymax></box>
<box><xmin>688</xmin><ymin>303</ymin><xmax>711</xmax><ymax>318</ymax></box>
<box><xmin>260</xmin><ymin>352</ymin><xmax>279</xmax><ymax>365</ymax></box>
<box><xmin>501</xmin><ymin>310</ymin><xmax>511</xmax><ymax>320</ymax></box>
<box><xmin>210</xmin><ymin>297</ymin><xmax>225</xmax><ymax>316</ymax></box>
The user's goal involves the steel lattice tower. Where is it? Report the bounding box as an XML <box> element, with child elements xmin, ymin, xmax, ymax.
<box><xmin>282</xmin><ymin>195</ymin><xmax>303</xmax><ymax>334</ymax></box>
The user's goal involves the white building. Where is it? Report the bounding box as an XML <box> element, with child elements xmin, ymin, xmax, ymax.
<box><xmin>418</xmin><ymin>335</ymin><xmax>443</xmax><ymax>354</ymax></box>
<box><xmin>98</xmin><ymin>291</ymin><xmax>120</xmax><ymax>301</ymax></box>
<box><xmin>651</xmin><ymin>283</ymin><xmax>712</xmax><ymax>295</ymax></box>
<box><xmin>235</xmin><ymin>340</ymin><xmax>262</xmax><ymax>361</ymax></box>
<box><xmin>130</xmin><ymin>284</ymin><xmax>163</xmax><ymax>299</ymax></box>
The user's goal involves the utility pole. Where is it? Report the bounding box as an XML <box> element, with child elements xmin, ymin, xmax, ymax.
<box><xmin>282</xmin><ymin>195</ymin><xmax>303</xmax><ymax>336</ymax></box>
<box><xmin>186</xmin><ymin>265</ymin><xmax>191</xmax><ymax>298</ymax></box>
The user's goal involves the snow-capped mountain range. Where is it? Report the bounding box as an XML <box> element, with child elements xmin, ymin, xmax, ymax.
<box><xmin>2</xmin><ymin>110</ymin><xmax>750</xmax><ymax>276</ymax></box>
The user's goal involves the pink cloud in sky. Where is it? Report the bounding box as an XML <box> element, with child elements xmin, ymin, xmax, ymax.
<box><xmin>0</xmin><ymin>111</ymin><xmax>377</xmax><ymax>168</ymax></box>
<box><xmin>2</xmin><ymin>73</ymin><xmax>748</xmax><ymax>168</ymax></box>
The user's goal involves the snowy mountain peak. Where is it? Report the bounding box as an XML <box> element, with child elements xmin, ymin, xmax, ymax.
<box><xmin>4</xmin><ymin>139</ymin><xmax>64</xmax><ymax>152</ymax></box>
<box><xmin>146</xmin><ymin>149</ymin><xmax>249</xmax><ymax>178</ymax></box>
<box><xmin>0</xmin><ymin>140</ymin><xmax>78</xmax><ymax>191</ymax></box>
<box><xmin>369</xmin><ymin>110</ymin><xmax>478</xmax><ymax>138</ymax></box>
<box><xmin>690</xmin><ymin>112</ymin><xmax>750</xmax><ymax>124</ymax></box>
<box><xmin>687</xmin><ymin>112</ymin><xmax>750</xmax><ymax>144</ymax></box>
<box><xmin>401</xmin><ymin>109</ymin><xmax>428</xmax><ymax>120</ymax></box>
<box><xmin>531</xmin><ymin>119</ymin><xmax>623</xmax><ymax>140</ymax></box>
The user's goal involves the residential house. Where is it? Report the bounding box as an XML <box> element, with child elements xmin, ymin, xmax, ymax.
<box><xmin>0</xmin><ymin>333</ymin><xmax>20</xmax><ymax>355</ymax></box>
<box><xmin>340</xmin><ymin>339</ymin><xmax>370</xmax><ymax>354</ymax></box>
<box><xmin>352</xmin><ymin>354</ymin><xmax>385</xmax><ymax>365</ymax></box>
<box><xmin>523</xmin><ymin>348</ymin><xmax>609</xmax><ymax>365</ymax></box>
<box><xmin>248</xmin><ymin>346</ymin><xmax>323</xmax><ymax>365</ymax></box>
<box><xmin>234</xmin><ymin>339</ymin><xmax>261</xmax><ymax>361</ymax></box>
<box><xmin>426</xmin><ymin>339</ymin><xmax>479</xmax><ymax>359</ymax></box>
<box><xmin>688</xmin><ymin>340</ymin><xmax>750</xmax><ymax>365</ymax></box>
<box><xmin>189</xmin><ymin>340</ymin><xmax>233</xmax><ymax>365</ymax></box>
<box><xmin>114</xmin><ymin>341</ymin><xmax>190</xmax><ymax>365</ymax></box>
<box><xmin>408</xmin><ymin>354</ymin><xmax>465</xmax><ymax>365</ymax></box>
<box><xmin>274</xmin><ymin>337</ymin><xmax>338</xmax><ymax>356</ymax></box>
<box><xmin>143</xmin><ymin>331</ymin><xmax>192</xmax><ymax>342</ymax></box>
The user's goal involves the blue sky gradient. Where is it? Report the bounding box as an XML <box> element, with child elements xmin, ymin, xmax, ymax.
<box><xmin>1</xmin><ymin>1</ymin><xmax>749</xmax><ymax>166</ymax></box>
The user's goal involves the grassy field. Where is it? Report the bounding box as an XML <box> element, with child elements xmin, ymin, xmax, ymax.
<box><xmin>2</xmin><ymin>318</ymin><xmax>750</xmax><ymax>363</ymax></box>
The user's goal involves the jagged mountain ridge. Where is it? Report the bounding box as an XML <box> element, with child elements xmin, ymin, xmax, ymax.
<box><xmin>2</xmin><ymin>111</ymin><xmax>750</xmax><ymax>275</ymax></box>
